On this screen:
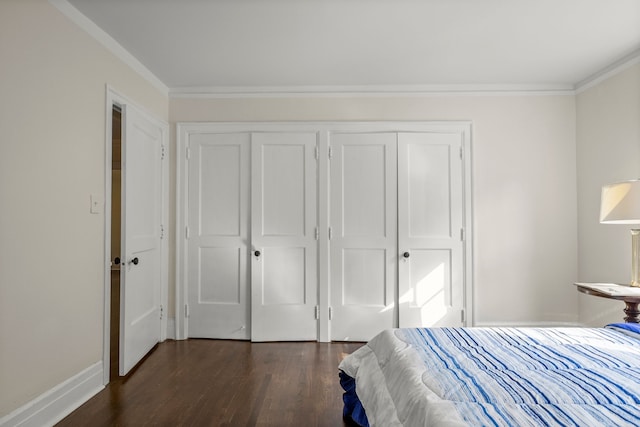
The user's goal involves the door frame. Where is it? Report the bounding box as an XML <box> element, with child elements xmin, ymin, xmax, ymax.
<box><xmin>176</xmin><ymin>121</ymin><xmax>473</xmax><ymax>342</ymax></box>
<box><xmin>103</xmin><ymin>86</ymin><xmax>169</xmax><ymax>384</ymax></box>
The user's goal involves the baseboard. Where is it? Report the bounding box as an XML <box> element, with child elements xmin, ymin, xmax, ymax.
<box><xmin>0</xmin><ymin>362</ymin><xmax>104</xmax><ymax>427</ymax></box>
<box><xmin>474</xmin><ymin>321</ymin><xmax>582</xmax><ymax>328</ymax></box>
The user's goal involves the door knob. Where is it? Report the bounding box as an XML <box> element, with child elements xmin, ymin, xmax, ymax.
<box><xmin>114</xmin><ymin>257</ymin><xmax>120</xmax><ymax>265</ymax></box>
<box><xmin>254</xmin><ymin>250</ymin><xmax>261</xmax><ymax>257</ymax></box>
<box><xmin>403</xmin><ymin>252</ymin><xmax>410</xmax><ymax>258</ymax></box>
<box><xmin>129</xmin><ymin>257</ymin><xmax>139</xmax><ymax>265</ymax></box>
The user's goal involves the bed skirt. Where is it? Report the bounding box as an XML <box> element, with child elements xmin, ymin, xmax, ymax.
<box><xmin>339</xmin><ymin>370</ymin><xmax>369</xmax><ymax>427</ymax></box>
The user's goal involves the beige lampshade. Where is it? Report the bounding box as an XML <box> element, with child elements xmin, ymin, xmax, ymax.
<box><xmin>600</xmin><ymin>180</ymin><xmax>640</xmax><ymax>224</ymax></box>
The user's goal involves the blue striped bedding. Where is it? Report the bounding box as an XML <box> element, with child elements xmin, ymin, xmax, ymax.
<box><xmin>339</xmin><ymin>325</ymin><xmax>640</xmax><ymax>426</ymax></box>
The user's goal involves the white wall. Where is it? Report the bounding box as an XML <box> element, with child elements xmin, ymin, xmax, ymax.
<box><xmin>0</xmin><ymin>0</ymin><xmax>168</xmax><ymax>417</ymax></box>
<box><xmin>576</xmin><ymin>64</ymin><xmax>640</xmax><ymax>326</ymax></box>
<box><xmin>170</xmin><ymin>93</ymin><xmax>579</xmax><ymax>327</ymax></box>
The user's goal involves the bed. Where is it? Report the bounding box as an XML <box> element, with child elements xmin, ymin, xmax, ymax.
<box><xmin>339</xmin><ymin>325</ymin><xmax>640</xmax><ymax>426</ymax></box>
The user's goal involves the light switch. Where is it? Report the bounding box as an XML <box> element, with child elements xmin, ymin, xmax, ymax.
<box><xmin>90</xmin><ymin>194</ymin><xmax>102</xmax><ymax>214</ymax></box>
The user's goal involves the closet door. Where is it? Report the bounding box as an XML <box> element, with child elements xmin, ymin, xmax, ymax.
<box><xmin>329</xmin><ymin>133</ymin><xmax>397</xmax><ymax>341</ymax></box>
<box><xmin>187</xmin><ymin>133</ymin><xmax>250</xmax><ymax>339</ymax></box>
<box><xmin>251</xmin><ymin>132</ymin><xmax>318</xmax><ymax>341</ymax></box>
<box><xmin>398</xmin><ymin>132</ymin><xmax>465</xmax><ymax>328</ymax></box>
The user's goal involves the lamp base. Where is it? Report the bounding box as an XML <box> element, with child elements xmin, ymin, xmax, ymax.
<box><xmin>632</xmin><ymin>229</ymin><xmax>640</xmax><ymax>287</ymax></box>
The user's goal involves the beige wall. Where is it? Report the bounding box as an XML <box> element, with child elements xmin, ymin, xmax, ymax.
<box><xmin>576</xmin><ymin>64</ymin><xmax>640</xmax><ymax>326</ymax></box>
<box><xmin>0</xmin><ymin>0</ymin><xmax>168</xmax><ymax>416</ymax></box>
<box><xmin>170</xmin><ymin>93</ymin><xmax>579</xmax><ymax>326</ymax></box>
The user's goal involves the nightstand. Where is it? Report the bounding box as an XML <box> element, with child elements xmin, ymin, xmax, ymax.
<box><xmin>576</xmin><ymin>283</ymin><xmax>640</xmax><ymax>323</ymax></box>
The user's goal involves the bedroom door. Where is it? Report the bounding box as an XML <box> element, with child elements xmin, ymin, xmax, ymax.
<box><xmin>398</xmin><ymin>132</ymin><xmax>465</xmax><ymax>328</ymax></box>
<box><xmin>329</xmin><ymin>133</ymin><xmax>398</xmax><ymax>341</ymax></box>
<box><xmin>120</xmin><ymin>104</ymin><xmax>163</xmax><ymax>375</ymax></box>
<box><xmin>251</xmin><ymin>132</ymin><xmax>318</xmax><ymax>341</ymax></box>
<box><xmin>186</xmin><ymin>133</ymin><xmax>250</xmax><ymax>339</ymax></box>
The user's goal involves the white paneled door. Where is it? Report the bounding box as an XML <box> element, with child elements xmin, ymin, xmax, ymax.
<box><xmin>329</xmin><ymin>133</ymin><xmax>398</xmax><ymax>341</ymax></box>
<box><xmin>187</xmin><ymin>133</ymin><xmax>250</xmax><ymax>339</ymax></box>
<box><xmin>120</xmin><ymin>104</ymin><xmax>162</xmax><ymax>375</ymax></box>
<box><xmin>251</xmin><ymin>133</ymin><xmax>318</xmax><ymax>341</ymax></box>
<box><xmin>398</xmin><ymin>132</ymin><xmax>465</xmax><ymax>328</ymax></box>
<box><xmin>178</xmin><ymin>123</ymin><xmax>471</xmax><ymax>342</ymax></box>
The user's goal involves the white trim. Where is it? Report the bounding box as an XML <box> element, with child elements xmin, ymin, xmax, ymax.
<box><xmin>474</xmin><ymin>321</ymin><xmax>582</xmax><ymax>328</ymax></box>
<box><xmin>103</xmin><ymin>86</ymin><xmax>170</xmax><ymax>383</ymax></box>
<box><xmin>317</xmin><ymin>132</ymin><xmax>330</xmax><ymax>342</ymax></box>
<box><xmin>175</xmin><ymin>123</ymin><xmax>189</xmax><ymax>340</ymax></box>
<box><xmin>170</xmin><ymin>84</ymin><xmax>575</xmax><ymax>99</ymax></box>
<box><xmin>0</xmin><ymin>362</ymin><xmax>103</xmax><ymax>427</ymax></box>
<box><xmin>461</xmin><ymin>125</ymin><xmax>475</xmax><ymax>328</ymax></box>
<box><xmin>48</xmin><ymin>0</ymin><xmax>169</xmax><ymax>96</ymax></box>
<box><xmin>575</xmin><ymin>48</ymin><xmax>640</xmax><ymax>94</ymax></box>
<box><xmin>43</xmin><ymin>0</ymin><xmax>640</xmax><ymax>99</ymax></box>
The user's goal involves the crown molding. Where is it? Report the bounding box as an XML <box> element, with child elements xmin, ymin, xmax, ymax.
<box><xmin>48</xmin><ymin>0</ymin><xmax>638</xmax><ymax>100</ymax></box>
<box><xmin>169</xmin><ymin>83</ymin><xmax>576</xmax><ymax>99</ymax></box>
<box><xmin>49</xmin><ymin>0</ymin><xmax>169</xmax><ymax>96</ymax></box>
<box><xmin>575</xmin><ymin>48</ymin><xmax>640</xmax><ymax>94</ymax></box>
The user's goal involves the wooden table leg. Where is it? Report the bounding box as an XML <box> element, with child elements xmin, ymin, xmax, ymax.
<box><xmin>624</xmin><ymin>301</ymin><xmax>640</xmax><ymax>323</ymax></box>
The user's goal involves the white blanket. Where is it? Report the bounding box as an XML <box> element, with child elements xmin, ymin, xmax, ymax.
<box><xmin>339</xmin><ymin>327</ymin><xmax>640</xmax><ymax>426</ymax></box>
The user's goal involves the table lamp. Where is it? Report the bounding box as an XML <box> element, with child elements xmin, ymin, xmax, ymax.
<box><xmin>600</xmin><ymin>180</ymin><xmax>640</xmax><ymax>287</ymax></box>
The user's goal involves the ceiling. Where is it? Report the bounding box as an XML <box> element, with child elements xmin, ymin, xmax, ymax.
<box><xmin>66</xmin><ymin>0</ymin><xmax>640</xmax><ymax>93</ymax></box>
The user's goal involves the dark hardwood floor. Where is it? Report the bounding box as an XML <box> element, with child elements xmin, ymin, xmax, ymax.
<box><xmin>56</xmin><ymin>339</ymin><xmax>364</xmax><ymax>427</ymax></box>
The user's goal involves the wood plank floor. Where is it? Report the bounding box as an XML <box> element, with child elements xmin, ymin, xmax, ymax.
<box><xmin>56</xmin><ymin>339</ymin><xmax>364</xmax><ymax>427</ymax></box>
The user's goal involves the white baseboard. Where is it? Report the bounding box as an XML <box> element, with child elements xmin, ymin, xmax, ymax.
<box><xmin>0</xmin><ymin>362</ymin><xmax>104</xmax><ymax>427</ymax></box>
<box><xmin>474</xmin><ymin>321</ymin><xmax>582</xmax><ymax>328</ymax></box>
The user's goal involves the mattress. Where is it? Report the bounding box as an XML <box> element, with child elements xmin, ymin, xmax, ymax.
<box><xmin>339</xmin><ymin>325</ymin><xmax>640</xmax><ymax>426</ymax></box>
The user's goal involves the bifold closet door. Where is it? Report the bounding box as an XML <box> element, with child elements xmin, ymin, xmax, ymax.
<box><xmin>398</xmin><ymin>132</ymin><xmax>465</xmax><ymax>328</ymax></box>
<box><xmin>187</xmin><ymin>133</ymin><xmax>250</xmax><ymax>339</ymax></box>
<box><xmin>329</xmin><ymin>133</ymin><xmax>397</xmax><ymax>341</ymax></box>
<box><xmin>251</xmin><ymin>133</ymin><xmax>318</xmax><ymax>341</ymax></box>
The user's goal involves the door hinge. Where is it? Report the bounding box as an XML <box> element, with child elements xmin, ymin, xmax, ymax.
<box><xmin>161</xmin><ymin>145</ymin><xmax>166</xmax><ymax>160</ymax></box>
<box><xmin>460</xmin><ymin>228</ymin><xmax>465</xmax><ymax>241</ymax></box>
<box><xmin>315</xmin><ymin>305</ymin><xmax>320</xmax><ymax>320</ymax></box>
<box><xmin>160</xmin><ymin>224</ymin><xmax>165</xmax><ymax>240</ymax></box>
<box><xmin>329</xmin><ymin>306</ymin><xmax>333</xmax><ymax>320</ymax></box>
<box><xmin>185</xmin><ymin>226</ymin><xmax>190</xmax><ymax>239</ymax></box>
<box><xmin>160</xmin><ymin>305</ymin><xmax>164</xmax><ymax>320</ymax></box>
<box><xmin>459</xmin><ymin>146</ymin><xmax>463</xmax><ymax>160</ymax></box>
<box><xmin>185</xmin><ymin>304</ymin><xmax>190</xmax><ymax>318</ymax></box>
<box><xmin>186</xmin><ymin>146</ymin><xmax>191</xmax><ymax>160</ymax></box>
<box><xmin>461</xmin><ymin>309</ymin><xmax>466</xmax><ymax>324</ymax></box>
<box><xmin>328</xmin><ymin>227</ymin><xmax>332</xmax><ymax>240</ymax></box>
<box><xmin>328</xmin><ymin>146</ymin><xmax>333</xmax><ymax>159</ymax></box>
<box><xmin>314</xmin><ymin>227</ymin><xmax>319</xmax><ymax>240</ymax></box>
<box><xmin>314</xmin><ymin>146</ymin><xmax>319</xmax><ymax>160</ymax></box>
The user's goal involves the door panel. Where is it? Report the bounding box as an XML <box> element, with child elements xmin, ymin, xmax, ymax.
<box><xmin>187</xmin><ymin>133</ymin><xmax>250</xmax><ymax>339</ymax></box>
<box><xmin>342</xmin><ymin>144</ymin><xmax>388</xmax><ymax>237</ymax></box>
<box><xmin>330</xmin><ymin>133</ymin><xmax>397</xmax><ymax>341</ymax></box>
<box><xmin>398</xmin><ymin>132</ymin><xmax>464</xmax><ymax>328</ymax></box>
<box><xmin>199</xmin><ymin>247</ymin><xmax>241</xmax><ymax>304</ymax></box>
<box><xmin>262</xmin><ymin>247</ymin><xmax>306</xmax><ymax>305</ymax></box>
<box><xmin>342</xmin><ymin>249</ymin><xmax>387</xmax><ymax>306</ymax></box>
<box><xmin>120</xmin><ymin>104</ymin><xmax>162</xmax><ymax>375</ymax></box>
<box><xmin>251</xmin><ymin>133</ymin><xmax>318</xmax><ymax>341</ymax></box>
<box><xmin>262</xmin><ymin>144</ymin><xmax>306</xmax><ymax>236</ymax></box>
